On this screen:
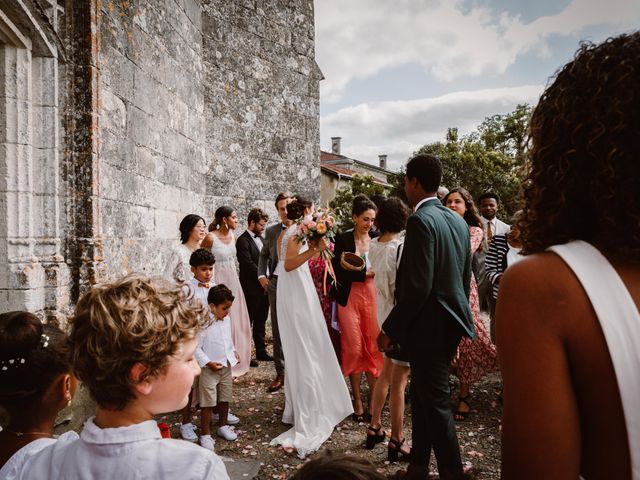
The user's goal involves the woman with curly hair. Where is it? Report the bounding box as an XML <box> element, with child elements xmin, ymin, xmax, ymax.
<box><xmin>498</xmin><ymin>33</ymin><xmax>640</xmax><ymax>479</ymax></box>
<box><xmin>444</xmin><ymin>187</ymin><xmax>499</xmax><ymax>421</ymax></box>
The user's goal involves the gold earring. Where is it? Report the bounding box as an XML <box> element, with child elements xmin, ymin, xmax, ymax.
<box><xmin>66</xmin><ymin>394</ymin><xmax>72</xmax><ymax>407</ymax></box>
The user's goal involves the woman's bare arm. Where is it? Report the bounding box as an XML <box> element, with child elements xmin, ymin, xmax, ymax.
<box><xmin>497</xmin><ymin>255</ymin><xmax>581</xmax><ymax>479</ymax></box>
<box><xmin>284</xmin><ymin>236</ymin><xmax>326</xmax><ymax>272</ymax></box>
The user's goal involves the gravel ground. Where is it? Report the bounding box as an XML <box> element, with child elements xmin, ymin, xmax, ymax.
<box><xmin>162</xmin><ymin>362</ymin><xmax>503</xmax><ymax>479</ymax></box>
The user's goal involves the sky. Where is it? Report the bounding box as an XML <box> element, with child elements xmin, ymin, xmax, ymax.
<box><xmin>314</xmin><ymin>0</ymin><xmax>640</xmax><ymax>171</ymax></box>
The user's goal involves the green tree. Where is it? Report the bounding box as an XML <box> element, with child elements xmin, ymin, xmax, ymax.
<box><xmin>409</xmin><ymin>104</ymin><xmax>532</xmax><ymax>220</ymax></box>
<box><xmin>329</xmin><ymin>174</ymin><xmax>385</xmax><ymax>230</ymax></box>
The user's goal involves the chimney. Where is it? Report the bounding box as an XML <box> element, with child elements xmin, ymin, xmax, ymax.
<box><xmin>378</xmin><ymin>154</ymin><xmax>387</xmax><ymax>170</ymax></box>
<box><xmin>331</xmin><ymin>137</ymin><xmax>342</xmax><ymax>155</ymax></box>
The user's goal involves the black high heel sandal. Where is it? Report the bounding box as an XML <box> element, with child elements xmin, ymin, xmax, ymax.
<box><xmin>387</xmin><ymin>437</ymin><xmax>411</xmax><ymax>463</ymax></box>
<box><xmin>365</xmin><ymin>425</ymin><xmax>386</xmax><ymax>450</ymax></box>
<box><xmin>454</xmin><ymin>395</ymin><xmax>471</xmax><ymax>421</ymax></box>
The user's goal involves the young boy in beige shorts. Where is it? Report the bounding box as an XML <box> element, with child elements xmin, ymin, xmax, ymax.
<box><xmin>196</xmin><ymin>284</ymin><xmax>239</xmax><ymax>449</ymax></box>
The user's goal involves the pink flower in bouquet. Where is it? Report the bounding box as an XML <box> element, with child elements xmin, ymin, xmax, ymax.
<box><xmin>308</xmin><ymin>221</ymin><xmax>317</xmax><ymax>229</ymax></box>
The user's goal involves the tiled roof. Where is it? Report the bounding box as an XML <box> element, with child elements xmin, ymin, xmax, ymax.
<box><xmin>320</xmin><ymin>151</ymin><xmax>346</xmax><ymax>162</ymax></box>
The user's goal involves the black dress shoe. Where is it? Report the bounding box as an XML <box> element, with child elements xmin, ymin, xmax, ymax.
<box><xmin>256</xmin><ymin>352</ymin><xmax>274</xmax><ymax>361</ymax></box>
<box><xmin>250</xmin><ymin>359</ymin><xmax>259</xmax><ymax>367</ymax></box>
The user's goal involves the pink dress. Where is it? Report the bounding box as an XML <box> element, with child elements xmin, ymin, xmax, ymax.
<box><xmin>452</xmin><ymin>226</ymin><xmax>499</xmax><ymax>384</ymax></box>
<box><xmin>210</xmin><ymin>234</ymin><xmax>252</xmax><ymax>377</ymax></box>
<box><xmin>308</xmin><ymin>244</ymin><xmax>341</xmax><ymax>363</ymax></box>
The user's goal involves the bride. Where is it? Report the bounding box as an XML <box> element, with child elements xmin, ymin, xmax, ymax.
<box><xmin>270</xmin><ymin>195</ymin><xmax>353</xmax><ymax>458</ymax></box>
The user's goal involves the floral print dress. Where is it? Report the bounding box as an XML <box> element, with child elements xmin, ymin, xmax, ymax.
<box><xmin>308</xmin><ymin>244</ymin><xmax>341</xmax><ymax>363</ymax></box>
<box><xmin>452</xmin><ymin>226</ymin><xmax>500</xmax><ymax>384</ymax></box>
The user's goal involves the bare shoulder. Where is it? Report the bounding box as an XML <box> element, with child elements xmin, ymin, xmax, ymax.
<box><xmin>498</xmin><ymin>251</ymin><xmax>591</xmax><ymax>337</ymax></box>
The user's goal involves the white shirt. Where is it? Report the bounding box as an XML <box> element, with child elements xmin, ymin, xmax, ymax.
<box><xmin>0</xmin><ymin>432</ymin><xmax>78</xmax><ymax>480</ymax></box>
<box><xmin>15</xmin><ymin>417</ymin><xmax>229</xmax><ymax>480</ymax></box>
<box><xmin>196</xmin><ymin>314</ymin><xmax>237</xmax><ymax>368</ymax></box>
<box><xmin>188</xmin><ymin>278</ymin><xmax>215</xmax><ymax>309</ymax></box>
<box><xmin>246</xmin><ymin>229</ymin><xmax>264</xmax><ymax>251</ymax></box>
<box><xmin>414</xmin><ymin>196</ymin><xmax>438</xmax><ymax>212</ymax></box>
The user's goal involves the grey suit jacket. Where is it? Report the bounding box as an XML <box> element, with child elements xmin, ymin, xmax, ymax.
<box><xmin>258</xmin><ymin>223</ymin><xmax>283</xmax><ymax>279</ymax></box>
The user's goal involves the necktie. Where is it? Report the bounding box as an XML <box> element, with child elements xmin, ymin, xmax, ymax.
<box><xmin>198</xmin><ymin>282</ymin><xmax>210</xmax><ymax>288</ymax></box>
<box><xmin>487</xmin><ymin>221</ymin><xmax>493</xmax><ymax>242</ymax></box>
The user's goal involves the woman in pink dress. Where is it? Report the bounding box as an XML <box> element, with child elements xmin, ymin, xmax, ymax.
<box><xmin>444</xmin><ymin>187</ymin><xmax>499</xmax><ymax>420</ymax></box>
<box><xmin>202</xmin><ymin>206</ymin><xmax>253</xmax><ymax>377</ymax></box>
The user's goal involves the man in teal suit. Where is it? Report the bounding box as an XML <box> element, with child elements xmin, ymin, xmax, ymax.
<box><xmin>379</xmin><ymin>154</ymin><xmax>475</xmax><ymax>479</ymax></box>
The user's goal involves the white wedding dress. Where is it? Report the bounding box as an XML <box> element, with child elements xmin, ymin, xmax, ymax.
<box><xmin>270</xmin><ymin>226</ymin><xmax>353</xmax><ymax>458</ymax></box>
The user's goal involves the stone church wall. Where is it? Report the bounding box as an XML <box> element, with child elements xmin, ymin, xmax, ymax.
<box><xmin>0</xmin><ymin>0</ymin><xmax>320</xmax><ymax>320</ymax></box>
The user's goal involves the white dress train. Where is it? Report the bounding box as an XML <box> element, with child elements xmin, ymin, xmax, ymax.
<box><xmin>270</xmin><ymin>226</ymin><xmax>353</xmax><ymax>458</ymax></box>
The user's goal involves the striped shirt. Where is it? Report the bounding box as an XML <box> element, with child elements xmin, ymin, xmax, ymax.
<box><xmin>485</xmin><ymin>234</ymin><xmax>510</xmax><ymax>299</ymax></box>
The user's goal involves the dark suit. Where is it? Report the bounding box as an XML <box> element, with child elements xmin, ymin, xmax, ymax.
<box><xmin>382</xmin><ymin>198</ymin><xmax>474</xmax><ymax>478</ymax></box>
<box><xmin>236</xmin><ymin>230</ymin><xmax>269</xmax><ymax>356</ymax></box>
<box><xmin>258</xmin><ymin>223</ymin><xmax>286</xmax><ymax>375</ymax></box>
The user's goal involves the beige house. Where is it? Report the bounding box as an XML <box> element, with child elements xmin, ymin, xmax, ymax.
<box><xmin>320</xmin><ymin>137</ymin><xmax>394</xmax><ymax>205</ymax></box>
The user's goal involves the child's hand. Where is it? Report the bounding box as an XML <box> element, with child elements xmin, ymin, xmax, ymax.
<box><xmin>207</xmin><ymin>361</ymin><xmax>224</xmax><ymax>371</ymax></box>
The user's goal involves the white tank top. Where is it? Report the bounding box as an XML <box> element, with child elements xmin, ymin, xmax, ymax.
<box><xmin>549</xmin><ymin>240</ymin><xmax>640</xmax><ymax>480</ymax></box>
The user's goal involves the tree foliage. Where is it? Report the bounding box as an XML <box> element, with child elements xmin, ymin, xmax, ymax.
<box><xmin>389</xmin><ymin>104</ymin><xmax>532</xmax><ymax>220</ymax></box>
<box><xmin>329</xmin><ymin>174</ymin><xmax>385</xmax><ymax>230</ymax></box>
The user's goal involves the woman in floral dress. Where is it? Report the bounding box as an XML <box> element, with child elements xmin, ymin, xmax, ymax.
<box><xmin>308</xmin><ymin>243</ymin><xmax>340</xmax><ymax>362</ymax></box>
<box><xmin>444</xmin><ymin>187</ymin><xmax>499</xmax><ymax>421</ymax></box>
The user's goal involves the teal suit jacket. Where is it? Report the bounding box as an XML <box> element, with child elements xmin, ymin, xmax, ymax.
<box><xmin>382</xmin><ymin>198</ymin><xmax>475</xmax><ymax>351</ymax></box>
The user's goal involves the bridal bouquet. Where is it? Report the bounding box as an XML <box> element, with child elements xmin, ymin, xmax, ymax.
<box><xmin>295</xmin><ymin>208</ymin><xmax>337</xmax><ymax>293</ymax></box>
<box><xmin>295</xmin><ymin>208</ymin><xmax>337</xmax><ymax>253</ymax></box>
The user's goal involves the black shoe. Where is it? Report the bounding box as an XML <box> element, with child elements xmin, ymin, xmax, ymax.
<box><xmin>365</xmin><ymin>424</ymin><xmax>386</xmax><ymax>449</ymax></box>
<box><xmin>250</xmin><ymin>359</ymin><xmax>259</xmax><ymax>367</ymax></box>
<box><xmin>256</xmin><ymin>352</ymin><xmax>274</xmax><ymax>361</ymax></box>
<box><xmin>388</xmin><ymin>437</ymin><xmax>411</xmax><ymax>463</ymax></box>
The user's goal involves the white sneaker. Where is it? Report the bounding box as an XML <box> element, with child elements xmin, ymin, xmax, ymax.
<box><xmin>179</xmin><ymin>422</ymin><xmax>197</xmax><ymax>442</ymax></box>
<box><xmin>212</xmin><ymin>412</ymin><xmax>240</xmax><ymax>425</ymax></box>
<box><xmin>200</xmin><ymin>434</ymin><xmax>215</xmax><ymax>451</ymax></box>
<box><xmin>216</xmin><ymin>425</ymin><xmax>237</xmax><ymax>441</ymax></box>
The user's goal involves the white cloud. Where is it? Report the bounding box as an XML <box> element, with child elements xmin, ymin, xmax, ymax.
<box><xmin>321</xmin><ymin>84</ymin><xmax>545</xmax><ymax>171</ymax></box>
<box><xmin>315</xmin><ymin>0</ymin><xmax>640</xmax><ymax>102</ymax></box>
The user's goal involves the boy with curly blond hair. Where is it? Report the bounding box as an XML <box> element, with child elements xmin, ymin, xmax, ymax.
<box><xmin>17</xmin><ymin>274</ymin><xmax>230</xmax><ymax>480</ymax></box>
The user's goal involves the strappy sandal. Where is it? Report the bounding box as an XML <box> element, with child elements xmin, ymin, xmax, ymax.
<box><xmin>365</xmin><ymin>424</ymin><xmax>386</xmax><ymax>449</ymax></box>
<box><xmin>351</xmin><ymin>411</ymin><xmax>372</xmax><ymax>423</ymax></box>
<box><xmin>388</xmin><ymin>437</ymin><xmax>411</xmax><ymax>463</ymax></box>
<box><xmin>454</xmin><ymin>395</ymin><xmax>471</xmax><ymax>421</ymax></box>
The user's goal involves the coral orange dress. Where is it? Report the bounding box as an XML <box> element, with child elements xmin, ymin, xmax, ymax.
<box><xmin>337</xmin><ymin>252</ymin><xmax>383</xmax><ymax>378</ymax></box>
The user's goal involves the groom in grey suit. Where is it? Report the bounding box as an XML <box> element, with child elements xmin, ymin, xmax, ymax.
<box><xmin>258</xmin><ymin>192</ymin><xmax>292</xmax><ymax>392</ymax></box>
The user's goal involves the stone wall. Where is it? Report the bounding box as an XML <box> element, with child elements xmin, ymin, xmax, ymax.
<box><xmin>202</xmin><ymin>1</ymin><xmax>321</xmax><ymax>219</ymax></box>
<box><xmin>98</xmin><ymin>0</ymin><xmax>208</xmax><ymax>280</ymax></box>
<box><xmin>0</xmin><ymin>0</ymin><xmax>321</xmax><ymax>317</ymax></box>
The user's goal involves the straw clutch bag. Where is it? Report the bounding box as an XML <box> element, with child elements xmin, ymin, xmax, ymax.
<box><xmin>340</xmin><ymin>252</ymin><xmax>365</xmax><ymax>272</ymax></box>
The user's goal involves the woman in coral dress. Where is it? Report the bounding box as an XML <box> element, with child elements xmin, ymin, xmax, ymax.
<box><xmin>332</xmin><ymin>195</ymin><xmax>384</xmax><ymax>422</ymax></box>
<box><xmin>445</xmin><ymin>188</ymin><xmax>499</xmax><ymax>420</ymax></box>
<box><xmin>202</xmin><ymin>206</ymin><xmax>253</xmax><ymax>377</ymax></box>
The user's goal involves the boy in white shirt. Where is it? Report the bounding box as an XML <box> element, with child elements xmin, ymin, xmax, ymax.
<box><xmin>16</xmin><ymin>274</ymin><xmax>229</xmax><ymax>480</ymax></box>
<box><xmin>197</xmin><ymin>284</ymin><xmax>239</xmax><ymax>448</ymax></box>
<box><xmin>180</xmin><ymin>248</ymin><xmax>216</xmax><ymax>442</ymax></box>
